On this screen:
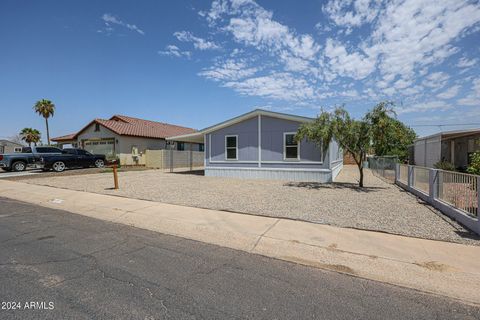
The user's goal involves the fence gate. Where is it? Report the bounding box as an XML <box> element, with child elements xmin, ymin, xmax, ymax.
<box><xmin>145</xmin><ymin>149</ymin><xmax>204</xmax><ymax>172</ymax></box>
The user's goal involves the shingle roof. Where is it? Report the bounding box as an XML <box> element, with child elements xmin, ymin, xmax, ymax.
<box><xmin>52</xmin><ymin>115</ymin><xmax>197</xmax><ymax>141</ymax></box>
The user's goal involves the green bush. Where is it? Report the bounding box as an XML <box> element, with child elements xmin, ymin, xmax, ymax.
<box><xmin>467</xmin><ymin>152</ymin><xmax>480</xmax><ymax>175</ymax></box>
<box><xmin>434</xmin><ymin>161</ymin><xmax>456</xmax><ymax>171</ymax></box>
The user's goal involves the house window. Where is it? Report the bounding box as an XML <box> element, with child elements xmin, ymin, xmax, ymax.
<box><xmin>225</xmin><ymin>135</ymin><xmax>238</xmax><ymax>160</ymax></box>
<box><xmin>95</xmin><ymin>123</ymin><xmax>100</xmax><ymax>132</ymax></box>
<box><xmin>284</xmin><ymin>133</ymin><xmax>299</xmax><ymax>160</ymax></box>
<box><xmin>14</xmin><ymin>147</ymin><xmax>22</xmax><ymax>153</ymax></box>
<box><xmin>199</xmin><ymin>143</ymin><xmax>205</xmax><ymax>152</ymax></box>
<box><xmin>177</xmin><ymin>142</ymin><xmax>185</xmax><ymax>151</ymax></box>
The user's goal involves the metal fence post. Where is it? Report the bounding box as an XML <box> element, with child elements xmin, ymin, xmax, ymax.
<box><xmin>477</xmin><ymin>176</ymin><xmax>480</xmax><ymax>224</ymax></box>
<box><xmin>407</xmin><ymin>165</ymin><xmax>413</xmax><ymax>188</ymax></box>
<box><xmin>395</xmin><ymin>163</ymin><xmax>399</xmax><ymax>183</ymax></box>
<box><xmin>429</xmin><ymin>168</ymin><xmax>438</xmax><ymax>201</ymax></box>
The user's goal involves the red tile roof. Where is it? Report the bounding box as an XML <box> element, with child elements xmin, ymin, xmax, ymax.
<box><xmin>51</xmin><ymin>133</ymin><xmax>76</xmax><ymax>142</ymax></box>
<box><xmin>52</xmin><ymin>115</ymin><xmax>197</xmax><ymax>141</ymax></box>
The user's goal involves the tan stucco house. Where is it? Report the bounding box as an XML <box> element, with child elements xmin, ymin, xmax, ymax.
<box><xmin>52</xmin><ymin>115</ymin><xmax>201</xmax><ymax>165</ymax></box>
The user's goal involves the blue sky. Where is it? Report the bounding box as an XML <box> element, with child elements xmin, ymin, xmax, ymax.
<box><xmin>1</xmin><ymin>0</ymin><xmax>479</xmax><ymax>142</ymax></box>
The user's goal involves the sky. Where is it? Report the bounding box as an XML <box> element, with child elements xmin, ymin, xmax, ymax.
<box><xmin>1</xmin><ymin>0</ymin><xmax>480</xmax><ymax>142</ymax></box>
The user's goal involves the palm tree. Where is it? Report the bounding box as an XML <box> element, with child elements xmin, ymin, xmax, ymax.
<box><xmin>33</xmin><ymin>99</ymin><xmax>55</xmax><ymax>145</ymax></box>
<box><xmin>20</xmin><ymin>128</ymin><xmax>41</xmax><ymax>146</ymax></box>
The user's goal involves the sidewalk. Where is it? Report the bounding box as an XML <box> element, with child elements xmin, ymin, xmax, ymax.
<box><xmin>1</xmin><ymin>179</ymin><xmax>480</xmax><ymax>305</ymax></box>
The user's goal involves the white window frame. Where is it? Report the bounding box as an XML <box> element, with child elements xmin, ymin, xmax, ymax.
<box><xmin>283</xmin><ymin>132</ymin><xmax>300</xmax><ymax>161</ymax></box>
<box><xmin>225</xmin><ymin>135</ymin><xmax>238</xmax><ymax>160</ymax></box>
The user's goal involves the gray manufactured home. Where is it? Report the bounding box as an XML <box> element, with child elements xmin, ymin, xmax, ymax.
<box><xmin>168</xmin><ymin>109</ymin><xmax>343</xmax><ymax>182</ymax></box>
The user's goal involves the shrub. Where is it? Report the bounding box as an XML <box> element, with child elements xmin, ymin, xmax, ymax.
<box><xmin>434</xmin><ymin>161</ymin><xmax>456</xmax><ymax>171</ymax></box>
<box><xmin>467</xmin><ymin>152</ymin><xmax>480</xmax><ymax>175</ymax></box>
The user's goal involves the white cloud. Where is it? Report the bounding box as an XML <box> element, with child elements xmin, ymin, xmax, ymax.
<box><xmin>224</xmin><ymin>73</ymin><xmax>316</xmax><ymax>101</ymax></box>
<box><xmin>198</xmin><ymin>59</ymin><xmax>258</xmax><ymax>81</ymax></box>
<box><xmin>457</xmin><ymin>78</ymin><xmax>480</xmax><ymax>106</ymax></box>
<box><xmin>436</xmin><ymin>85</ymin><xmax>461</xmax><ymax>99</ymax></box>
<box><xmin>397</xmin><ymin>100</ymin><xmax>452</xmax><ymax>114</ymax></box>
<box><xmin>187</xmin><ymin>0</ymin><xmax>480</xmax><ymax>113</ymax></box>
<box><xmin>457</xmin><ymin>56</ymin><xmax>478</xmax><ymax>68</ymax></box>
<box><xmin>324</xmin><ymin>38</ymin><xmax>376</xmax><ymax>80</ymax></box>
<box><xmin>100</xmin><ymin>13</ymin><xmax>145</xmax><ymax>35</ymax></box>
<box><xmin>174</xmin><ymin>31</ymin><xmax>221</xmax><ymax>50</ymax></box>
<box><xmin>211</xmin><ymin>1</ymin><xmax>320</xmax><ymax>60</ymax></box>
<box><xmin>158</xmin><ymin>45</ymin><xmax>191</xmax><ymax>58</ymax></box>
<box><xmin>422</xmin><ymin>72</ymin><xmax>450</xmax><ymax>89</ymax></box>
<box><xmin>322</xmin><ymin>0</ymin><xmax>382</xmax><ymax>27</ymax></box>
<box><xmin>371</xmin><ymin>0</ymin><xmax>479</xmax><ymax>82</ymax></box>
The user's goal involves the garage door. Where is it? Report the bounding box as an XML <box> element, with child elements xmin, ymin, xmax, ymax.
<box><xmin>84</xmin><ymin>139</ymin><xmax>115</xmax><ymax>159</ymax></box>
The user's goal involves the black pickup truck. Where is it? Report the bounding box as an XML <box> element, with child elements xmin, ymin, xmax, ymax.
<box><xmin>0</xmin><ymin>146</ymin><xmax>63</xmax><ymax>172</ymax></box>
<box><xmin>40</xmin><ymin>148</ymin><xmax>107</xmax><ymax>172</ymax></box>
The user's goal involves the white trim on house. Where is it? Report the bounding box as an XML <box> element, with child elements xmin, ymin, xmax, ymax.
<box><xmin>283</xmin><ymin>132</ymin><xmax>300</xmax><ymax>161</ymax></box>
<box><xmin>261</xmin><ymin>160</ymin><xmax>323</xmax><ymax>164</ymax></box>
<box><xmin>166</xmin><ymin>109</ymin><xmax>314</xmax><ymax>143</ymax></box>
<box><xmin>210</xmin><ymin>160</ymin><xmax>257</xmax><ymax>164</ymax></box>
<box><xmin>206</xmin><ymin>166</ymin><xmax>331</xmax><ymax>172</ymax></box>
<box><xmin>224</xmin><ymin>135</ymin><xmax>238</xmax><ymax>161</ymax></box>
<box><xmin>204</xmin><ymin>134</ymin><xmax>207</xmax><ymax>167</ymax></box>
<box><xmin>209</xmin><ymin>160</ymin><xmax>324</xmax><ymax>164</ymax></box>
<box><xmin>258</xmin><ymin>114</ymin><xmax>262</xmax><ymax>168</ymax></box>
<box><xmin>208</xmin><ymin>134</ymin><xmax>212</xmax><ymax>162</ymax></box>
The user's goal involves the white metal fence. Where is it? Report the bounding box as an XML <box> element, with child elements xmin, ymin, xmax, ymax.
<box><xmin>395</xmin><ymin>164</ymin><xmax>479</xmax><ymax>235</ymax></box>
<box><xmin>438</xmin><ymin>170</ymin><xmax>478</xmax><ymax>217</ymax></box>
<box><xmin>398</xmin><ymin>164</ymin><xmax>408</xmax><ymax>184</ymax></box>
<box><xmin>412</xmin><ymin>166</ymin><xmax>430</xmax><ymax>194</ymax></box>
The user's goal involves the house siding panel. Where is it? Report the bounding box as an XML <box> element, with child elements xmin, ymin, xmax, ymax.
<box><xmin>203</xmin><ymin>112</ymin><xmax>342</xmax><ymax>181</ymax></box>
<box><xmin>261</xmin><ymin>116</ymin><xmax>323</xmax><ymax>163</ymax></box>
<box><xmin>208</xmin><ymin>117</ymin><xmax>258</xmax><ymax>162</ymax></box>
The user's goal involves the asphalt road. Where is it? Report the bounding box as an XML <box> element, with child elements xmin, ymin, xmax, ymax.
<box><xmin>0</xmin><ymin>198</ymin><xmax>479</xmax><ymax>320</ymax></box>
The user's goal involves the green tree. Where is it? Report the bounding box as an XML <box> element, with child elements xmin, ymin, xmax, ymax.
<box><xmin>296</xmin><ymin>101</ymin><xmax>413</xmax><ymax>188</ymax></box>
<box><xmin>296</xmin><ymin>107</ymin><xmax>371</xmax><ymax>187</ymax></box>
<box><xmin>33</xmin><ymin>99</ymin><xmax>55</xmax><ymax>145</ymax></box>
<box><xmin>366</xmin><ymin>101</ymin><xmax>416</xmax><ymax>160</ymax></box>
<box><xmin>20</xmin><ymin>128</ymin><xmax>41</xmax><ymax>146</ymax></box>
<box><xmin>467</xmin><ymin>152</ymin><xmax>480</xmax><ymax>175</ymax></box>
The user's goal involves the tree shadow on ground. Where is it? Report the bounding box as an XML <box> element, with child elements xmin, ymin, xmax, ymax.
<box><xmin>454</xmin><ymin>230</ymin><xmax>480</xmax><ymax>241</ymax></box>
<box><xmin>168</xmin><ymin>170</ymin><xmax>205</xmax><ymax>176</ymax></box>
<box><xmin>283</xmin><ymin>181</ymin><xmax>387</xmax><ymax>193</ymax></box>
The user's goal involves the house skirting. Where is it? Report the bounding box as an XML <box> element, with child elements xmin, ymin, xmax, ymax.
<box><xmin>205</xmin><ymin>167</ymin><xmax>333</xmax><ymax>182</ymax></box>
<box><xmin>331</xmin><ymin>159</ymin><xmax>343</xmax><ymax>181</ymax></box>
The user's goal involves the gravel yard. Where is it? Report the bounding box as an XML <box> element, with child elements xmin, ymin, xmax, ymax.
<box><xmin>18</xmin><ymin>165</ymin><xmax>480</xmax><ymax>245</ymax></box>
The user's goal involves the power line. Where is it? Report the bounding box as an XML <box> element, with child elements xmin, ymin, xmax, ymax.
<box><xmin>409</xmin><ymin>123</ymin><xmax>480</xmax><ymax>127</ymax></box>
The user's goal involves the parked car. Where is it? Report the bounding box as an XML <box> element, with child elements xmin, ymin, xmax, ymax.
<box><xmin>0</xmin><ymin>146</ymin><xmax>63</xmax><ymax>172</ymax></box>
<box><xmin>40</xmin><ymin>148</ymin><xmax>106</xmax><ymax>172</ymax></box>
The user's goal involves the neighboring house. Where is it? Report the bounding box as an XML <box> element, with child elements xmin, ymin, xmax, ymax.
<box><xmin>414</xmin><ymin>128</ymin><xmax>480</xmax><ymax>169</ymax></box>
<box><xmin>167</xmin><ymin>109</ymin><xmax>343</xmax><ymax>182</ymax></box>
<box><xmin>0</xmin><ymin>139</ymin><xmax>23</xmax><ymax>154</ymax></box>
<box><xmin>51</xmin><ymin>115</ymin><xmax>201</xmax><ymax>165</ymax></box>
